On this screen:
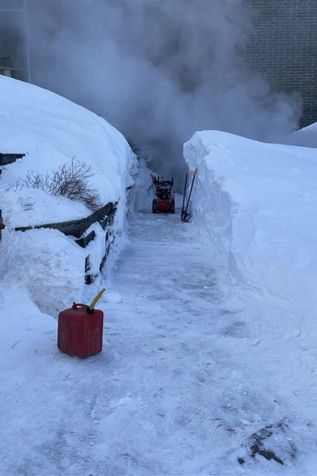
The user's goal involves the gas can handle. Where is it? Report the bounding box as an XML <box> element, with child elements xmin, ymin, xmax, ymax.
<box><xmin>72</xmin><ymin>303</ymin><xmax>86</xmax><ymax>311</ymax></box>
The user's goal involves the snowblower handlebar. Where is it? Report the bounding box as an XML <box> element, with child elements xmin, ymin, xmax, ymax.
<box><xmin>151</xmin><ymin>174</ymin><xmax>173</xmax><ymax>188</ymax></box>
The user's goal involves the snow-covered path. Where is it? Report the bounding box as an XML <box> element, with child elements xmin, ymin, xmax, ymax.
<box><xmin>1</xmin><ymin>212</ymin><xmax>314</xmax><ymax>476</ymax></box>
<box><xmin>103</xmin><ymin>213</ymin><xmax>226</xmax><ymax>473</ymax></box>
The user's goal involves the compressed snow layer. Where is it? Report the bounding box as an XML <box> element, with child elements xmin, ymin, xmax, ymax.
<box><xmin>0</xmin><ymin>75</ymin><xmax>135</xmax><ymax>227</ymax></box>
<box><xmin>1</xmin><ymin>228</ymin><xmax>85</xmax><ymax>315</ymax></box>
<box><xmin>1</xmin><ymin>185</ymin><xmax>89</xmax><ymax>227</ymax></box>
<box><xmin>184</xmin><ymin>130</ymin><xmax>317</xmax><ymax>313</ymax></box>
<box><xmin>130</xmin><ymin>158</ymin><xmax>154</xmax><ymax>212</ymax></box>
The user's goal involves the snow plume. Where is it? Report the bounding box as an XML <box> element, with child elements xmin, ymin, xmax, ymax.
<box><xmin>24</xmin><ymin>0</ymin><xmax>300</xmax><ymax>183</ymax></box>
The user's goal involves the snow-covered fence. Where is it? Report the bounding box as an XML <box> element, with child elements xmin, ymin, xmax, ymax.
<box><xmin>15</xmin><ymin>202</ymin><xmax>116</xmax><ymax>237</ymax></box>
<box><xmin>15</xmin><ymin>201</ymin><xmax>117</xmax><ymax>284</ymax></box>
<box><xmin>0</xmin><ymin>152</ymin><xmax>25</xmax><ymax>167</ymax></box>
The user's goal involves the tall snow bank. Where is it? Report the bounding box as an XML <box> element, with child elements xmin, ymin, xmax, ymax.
<box><xmin>0</xmin><ymin>76</ymin><xmax>135</xmax><ymax>226</ymax></box>
<box><xmin>0</xmin><ymin>76</ymin><xmax>136</xmax><ymax>314</ymax></box>
<box><xmin>184</xmin><ymin>131</ymin><xmax>317</xmax><ymax>313</ymax></box>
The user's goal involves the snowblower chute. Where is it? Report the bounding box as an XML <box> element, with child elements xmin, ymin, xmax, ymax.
<box><xmin>151</xmin><ymin>174</ymin><xmax>175</xmax><ymax>214</ymax></box>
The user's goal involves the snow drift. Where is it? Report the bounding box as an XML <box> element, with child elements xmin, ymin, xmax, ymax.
<box><xmin>184</xmin><ymin>130</ymin><xmax>317</xmax><ymax>314</ymax></box>
<box><xmin>0</xmin><ymin>76</ymin><xmax>136</xmax><ymax>314</ymax></box>
<box><xmin>287</xmin><ymin>121</ymin><xmax>317</xmax><ymax>149</ymax></box>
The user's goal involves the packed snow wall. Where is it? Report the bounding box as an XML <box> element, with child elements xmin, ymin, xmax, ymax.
<box><xmin>0</xmin><ymin>76</ymin><xmax>138</xmax><ymax>315</ymax></box>
<box><xmin>184</xmin><ymin>130</ymin><xmax>317</xmax><ymax>314</ymax></box>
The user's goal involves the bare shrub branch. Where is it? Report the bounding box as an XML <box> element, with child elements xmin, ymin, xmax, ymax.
<box><xmin>23</xmin><ymin>159</ymin><xmax>101</xmax><ymax>211</ymax></box>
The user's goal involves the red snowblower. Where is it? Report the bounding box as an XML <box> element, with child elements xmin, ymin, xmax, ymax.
<box><xmin>151</xmin><ymin>174</ymin><xmax>175</xmax><ymax>214</ymax></box>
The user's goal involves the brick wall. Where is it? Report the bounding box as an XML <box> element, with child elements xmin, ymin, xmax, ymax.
<box><xmin>246</xmin><ymin>0</ymin><xmax>317</xmax><ymax>126</ymax></box>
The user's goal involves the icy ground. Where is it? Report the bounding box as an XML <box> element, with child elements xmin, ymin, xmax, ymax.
<box><xmin>1</xmin><ymin>212</ymin><xmax>316</xmax><ymax>476</ymax></box>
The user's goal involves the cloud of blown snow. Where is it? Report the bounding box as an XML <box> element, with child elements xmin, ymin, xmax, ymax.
<box><xmin>2</xmin><ymin>0</ymin><xmax>301</xmax><ymax>184</ymax></box>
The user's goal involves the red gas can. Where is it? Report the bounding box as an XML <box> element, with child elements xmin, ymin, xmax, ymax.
<box><xmin>58</xmin><ymin>303</ymin><xmax>104</xmax><ymax>358</ymax></box>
